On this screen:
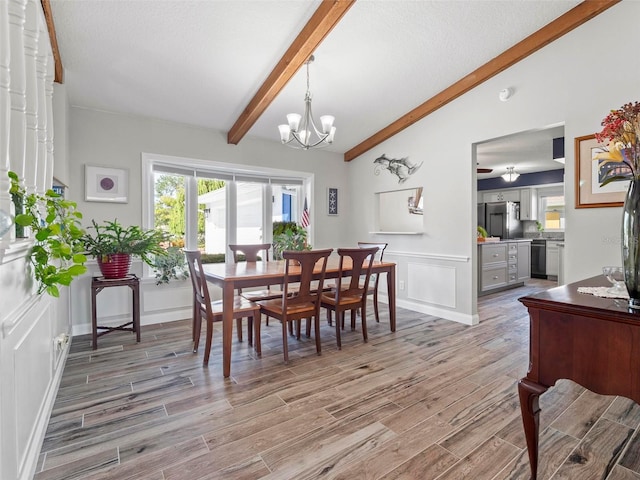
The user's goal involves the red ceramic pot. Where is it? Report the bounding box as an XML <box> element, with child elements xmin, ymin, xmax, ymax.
<box><xmin>97</xmin><ymin>253</ymin><xmax>132</xmax><ymax>279</ymax></box>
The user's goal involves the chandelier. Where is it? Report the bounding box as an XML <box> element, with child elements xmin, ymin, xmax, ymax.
<box><xmin>501</xmin><ymin>166</ymin><xmax>520</xmax><ymax>182</ymax></box>
<box><xmin>278</xmin><ymin>55</ymin><xmax>336</xmax><ymax>150</ymax></box>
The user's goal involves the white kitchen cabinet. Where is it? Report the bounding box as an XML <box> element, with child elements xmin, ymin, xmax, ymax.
<box><xmin>558</xmin><ymin>243</ymin><xmax>565</xmax><ymax>285</ymax></box>
<box><xmin>517</xmin><ymin>241</ymin><xmax>531</xmax><ymax>281</ymax></box>
<box><xmin>519</xmin><ymin>188</ymin><xmax>538</xmax><ymax>220</ymax></box>
<box><xmin>546</xmin><ymin>241</ymin><xmax>561</xmax><ymax>277</ymax></box>
<box><xmin>478</xmin><ymin>241</ymin><xmax>531</xmax><ymax>295</ymax></box>
<box><xmin>482</xmin><ymin>189</ymin><xmax>520</xmax><ymax>203</ymax></box>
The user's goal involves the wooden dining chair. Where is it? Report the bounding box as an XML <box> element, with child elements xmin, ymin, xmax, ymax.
<box><xmin>256</xmin><ymin>248</ymin><xmax>333</xmax><ymax>364</ymax></box>
<box><xmin>358</xmin><ymin>241</ymin><xmax>388</xmax><ymax>322</ymax></box>
<box><xmin>184</xmin><ymin>250</ymin><xmax>261</xmax><ymax>365</ymax></box>
<box><xmin>229</xmin><ymin>243</ymin><xmax>282</xmax><ymax>328</ymax></box>
<box><xmin>320</xmin><ymin>247</ymin><xmax>378</xmax><ymax>350</ymax></box>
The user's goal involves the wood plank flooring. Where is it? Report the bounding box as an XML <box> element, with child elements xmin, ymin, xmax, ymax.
<box><xmin>35</xmin><ymin>279</ymin><xmax>640</xmax><ymax>479</ymax></box>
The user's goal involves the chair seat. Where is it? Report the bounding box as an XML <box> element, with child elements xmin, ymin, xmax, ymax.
<box><xmin>288</xmin><ymin>281</ymin><xmax>332</xmax><ymax>295</ymax></box>
<box><xmin>240</xmin><ymin>289</ymin><xmax>283</xmax><ymax>302</ymax></box>
<box><xmin>320</xmin><ymin>292</ymin><xmax>363</xmax><ymax>308</ymax></box>
<box><xmin>208</xmin><ymin>296</ymin><xmax>261</xmax><ymax>316</ymax></box>
<box><xmin>257</xmin><ymin>297</ymin><xmax>316</xmax><ymax>317</ymax></box>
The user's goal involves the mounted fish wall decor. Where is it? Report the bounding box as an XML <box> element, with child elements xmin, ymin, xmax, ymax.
<box><xmin>373</xmin><ymin>154</ymin><xmax>423</xmax><ymax>184</ymax></box>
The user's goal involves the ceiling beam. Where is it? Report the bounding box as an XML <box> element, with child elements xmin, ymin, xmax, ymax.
<box><xmin>344</xmin><ymin>0</ymin><xmax>620</xmax><ymax>162</ymax></box>
<box><xmin>227</xmin><ymin>0</ymin><xmax>355</xmax><ymax>146</ymax></box>
<box><xmin>41</xmin><ymin>0</ymin><xmax>64</xmax><ymax>83</ymax></box>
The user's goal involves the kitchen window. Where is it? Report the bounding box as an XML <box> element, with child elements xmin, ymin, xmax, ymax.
<box><xmin>538</xmin><ymin>186</ymin><xmax>565</xmax><ymax>231</ymax></box>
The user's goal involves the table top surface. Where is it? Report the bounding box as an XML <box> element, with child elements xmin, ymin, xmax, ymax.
<box><xmin>201</xmin><ymin>257</ymin><xmax>395</xmax><ymax>282</ymax></box>
<box><xmin>519</xmin><ymin>275</ymin><xmax>640</xmax><ymax>320</ymax></box>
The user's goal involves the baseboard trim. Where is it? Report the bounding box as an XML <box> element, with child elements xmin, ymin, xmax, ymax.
<box><xmin>377</xmin><ymin>295</ymin><xmax>478</xmax><ymax>325</ymax></box>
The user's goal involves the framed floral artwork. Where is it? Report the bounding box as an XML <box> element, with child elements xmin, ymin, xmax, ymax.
<box><xmin>85</xmin><ymin>165</ymin><xmax>128</xmax><ymax>203</ymax></box>
<box><xmin>327</xmin><ymin>187</ymin><xmax>338</xmax><ymax>215</ymax></box>
<box><xmin>574</xmin><ymin>134</ymin><xmax>627</xmax><ymax>208</ymax></box>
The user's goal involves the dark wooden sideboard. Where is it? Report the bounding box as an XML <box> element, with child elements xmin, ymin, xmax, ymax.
<box><xmin>518</xmin><ymin>275</ymin><xmax>640</xmax><ymax>479</ymax></box>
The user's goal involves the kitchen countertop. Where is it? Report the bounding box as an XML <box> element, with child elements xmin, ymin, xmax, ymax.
<box><xmin>478</xmin><ymin>238</ymin><xmax>532</xmax><ymax>244</ymax></box>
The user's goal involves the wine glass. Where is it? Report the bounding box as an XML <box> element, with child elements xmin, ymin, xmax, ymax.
<box><xmin>602</xmin><ymin>266</ymin><xmax>627</xmax><ymax>295</ymax></box>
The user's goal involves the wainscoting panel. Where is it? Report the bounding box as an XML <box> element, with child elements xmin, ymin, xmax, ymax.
<box><xmin>1</xmin><ymin>293</ymin><xmax>64</xmax><ymax>480</ymax></box>
<box><xmin>408</xmin><ymin>263</ymin><xmax>456</xmax><ymax>308</ymax></box>
<box><xmin>14</xmin><ymin>300</ymin><xmax>52</xmax><ymax>472</ymax></box>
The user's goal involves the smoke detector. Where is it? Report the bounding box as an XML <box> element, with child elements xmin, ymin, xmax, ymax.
<box><xmin>499</xmin><ymin>88</ymin><xmax>512</xmax><ymax>102</ymax></box>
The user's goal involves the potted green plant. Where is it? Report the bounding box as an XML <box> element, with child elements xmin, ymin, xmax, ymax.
<box><xmin>272</xmin><ymin>221</ymin><xmax>311</xmax><ymax>260</ymax></box>
<box><xmin>8</xmin><ymin>171</ymin><xmax>88</xmax><ymax>297</ymax></box>
<box><xmin>153</xmin><ymin>245</ymin><xmax>188</xmax><ymax>285</ymax></box>
<box><xmin>477</xmin><ymin>225</ymin><xmax>488</xmax><ymax>242</ymax></box>
<box><xmin>82</xmin><ymin>219</ymin><xmax>167</xmax><ymax>279</ymax></box>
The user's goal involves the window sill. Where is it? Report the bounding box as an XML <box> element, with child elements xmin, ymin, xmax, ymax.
<box><xmin>369</xmin><ymin>231</ymin><xmax>423</xmax><ymax>235</ymax></box>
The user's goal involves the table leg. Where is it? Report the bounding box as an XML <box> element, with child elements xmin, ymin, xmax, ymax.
<box><xmin>387</xmin><ymin>265</ymin><xmax>396</xmax><ymax>332</ymax></box>
<box><xmin>222</xmin><ymin>282</ymin><xmax>234</xmax><ymax>377</ymax></box>
<box><xmin>132</xmin><ymin>281</ymin><xmax>140</xmax><ymax>343</ymax></box>
<box><xmin>91</xmin><ymin>285</ymin><xmax>99</xmax><ymax>350</ymax></box>
<box><xmin>518</xmin><ymin>378</ymin><xmax>548</xmax><ymax>480</ymax></box>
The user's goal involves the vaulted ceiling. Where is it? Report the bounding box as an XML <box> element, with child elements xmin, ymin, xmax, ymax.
<box><xmin>47</xmin><ymin>0</ymin><xmax>618</xmax><ymax>167</ymax></box>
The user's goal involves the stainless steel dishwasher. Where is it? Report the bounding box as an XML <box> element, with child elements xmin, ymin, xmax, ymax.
<box><xmin>531</xmin><ymin>239</ymin><xmax>547</xmax><ymax>278</ymax></box>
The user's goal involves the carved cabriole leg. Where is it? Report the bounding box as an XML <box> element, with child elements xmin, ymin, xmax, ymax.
<box><xmin>518</xmin><ymin>378</ymin><xmax>548</xmax><ymax>480</ymax></box>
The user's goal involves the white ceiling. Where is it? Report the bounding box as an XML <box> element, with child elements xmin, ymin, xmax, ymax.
<box><xmin>476</xmin><ymin>124</ymin><xmax>565</xmax><ymax>180</ymax></box>
<box><xmin>50</xmin><ymin>0</ymin><xmax>581</xmax><ymax>167</ymax></box>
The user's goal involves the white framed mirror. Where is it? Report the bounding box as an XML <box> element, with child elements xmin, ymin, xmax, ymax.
<box><xmin>374</xmin><ymin>187</ymin><xmax>424</xmax><ymax>234</ymax></box>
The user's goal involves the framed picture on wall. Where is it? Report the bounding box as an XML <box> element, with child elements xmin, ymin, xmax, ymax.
<box><xmin>575</xmin><ymin>134</ymin><xmax>628</xmax><ymax>208</ymax></box>
<box><xmin>327</xmin><ymin>187</ymin><xmax>338</xmax><ymax>215</ymax></box>
<box><xmin>85</xmin><ymin>165</ymin><xmax>129</xmax><ymax>203</ymax></box>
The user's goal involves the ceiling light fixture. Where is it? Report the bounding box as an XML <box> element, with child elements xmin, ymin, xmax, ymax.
<box><xmin>501</xmin><ymin>166</ymin><xmax>520</xmax><ymax>182</ymax></box>
<box><xmin>278</xmin><ymin>55</ymin><xmax>335</xmax><ymax>150</ymax></box>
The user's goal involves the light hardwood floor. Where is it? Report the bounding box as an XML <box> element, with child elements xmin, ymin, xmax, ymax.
<box><xmin>35</xmin><ymin>279</ymin><xmax>640</xmax><ymax>479</ymax></box>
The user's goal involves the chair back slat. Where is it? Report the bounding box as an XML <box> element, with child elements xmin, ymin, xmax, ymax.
<box><xmin>357</xmin><ymin>242</ymin><xmax>387</xmax><ymax>263</ymax></box>
<box><xmin>184</xmin><ymin>250</ymin><xmax>213</xmax><ymax>316</ymax></box>
<box><xmin>358</xmin><ymin>242</ymin><xmax>387</xmax><ymax>287</ymax></box>
<box><xmin>282</xmin><ymin>249</ymin><xmax>333</xmax><ymax>307</ymax></box>
<box><xmin>229</xmin><ymin>243</ymin><xmax>271</xmax><ymax>263</ymax></box>
<box><xmin>334</xmin><ymin>247</ymin><xmax>378</xmax><ymax>299</ymax></box>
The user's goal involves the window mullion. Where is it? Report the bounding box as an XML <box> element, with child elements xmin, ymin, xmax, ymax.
<box><xmin>185</xmin><ymin>175</ymin><xmax>198</xmax><ymax>251</ymax></box>
<box><xmin>264</xmin><ymin>183</ymin><xmax>273</xmax><ymax>245</ymax></box>
<box><xmin>226</xmin><ymin>180</ymin><xmax>237</xmax><ymax>263</ymax></box>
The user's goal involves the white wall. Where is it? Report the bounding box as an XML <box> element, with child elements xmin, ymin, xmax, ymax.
<box><xmin>66</xmin><ymin>107</ymin><xmax>349</xmax><ymax>334</ymax></box>
<box><xmin>344</xmin><ymin>1</ymin><xmax>640</xmax><ymax>324</ymax></box>
<box><xmin>0</xmin><ymin>1</ymin><xmax>70</xmax><ymax>480</ymax></box>
<box><xmin>67</xmin><ymin>2</ymin><xmax>640</xmax><ymax>331</ymax></box>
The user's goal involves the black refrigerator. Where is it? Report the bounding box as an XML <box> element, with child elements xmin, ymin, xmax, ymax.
<box><xmin>482</xmin><ymin>201</ymin><xmax>523</xmax><ymax>239</ymax></box>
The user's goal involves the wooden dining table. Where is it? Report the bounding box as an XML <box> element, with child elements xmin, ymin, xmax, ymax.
<box><xmin>202</xmin><ymin>256</ymin><xmax>397</xmax><ymax>377</ymax></box>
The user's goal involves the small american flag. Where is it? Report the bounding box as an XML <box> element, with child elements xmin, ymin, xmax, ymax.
<box><xmin>301</xmin><ymin>197</ymin><xmax>310</xmax><ymax>228</ymax></box>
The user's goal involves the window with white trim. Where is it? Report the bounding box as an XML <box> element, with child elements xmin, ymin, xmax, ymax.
<box><xmin>143</xmin><ymin>154</ymin><xmax>311</xmax><ymax>264</ymax></box>
<box><xmin>537</xmin><ymin>186</ymin><xmax>565</xmax><ymax>232</ymax></box>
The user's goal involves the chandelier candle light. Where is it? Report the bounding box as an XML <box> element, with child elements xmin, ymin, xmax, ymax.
<box><xmin>278</xmin><ymin>55</ymin><xmax>336</xmax><ymax>150</ymax></box>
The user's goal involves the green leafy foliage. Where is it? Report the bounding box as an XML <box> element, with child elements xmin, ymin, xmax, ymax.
<box><xmin>153</xmin><ymin>174</ymin><xmax>225</xmax><ymax>248</ymax></box>
<box><xmin>82</xmin><ymin>219</ymin><xmax>168</xmax><ymax>267</ymax></box>
<box><xmin>153</xmin><ymin>246</ymin><xmax>189</xmax><ymax>285</ymax></box>
<box><xmin>8</xmin><ymin>171</ymin><xmax>88</xmax><ymax>297</ymax></box>
<box><xmin>272</xmin><ymin>222</ymin><xmax>310</xmax><ymax>260</ymax></box>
